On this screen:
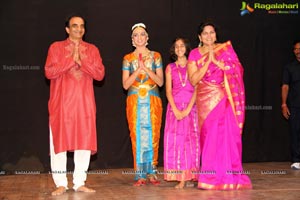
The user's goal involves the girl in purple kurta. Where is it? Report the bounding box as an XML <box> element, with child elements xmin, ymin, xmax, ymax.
<box><xmin>164</xmin><ymin>38</ymin><xmax>200</xmax><ymax>189</ymax></box>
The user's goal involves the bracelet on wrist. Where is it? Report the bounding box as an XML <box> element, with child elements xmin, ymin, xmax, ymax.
<box><xmin>281</xmin><ymin>104</ymin><xmax>287</xmax><ymax>108</ymax></box>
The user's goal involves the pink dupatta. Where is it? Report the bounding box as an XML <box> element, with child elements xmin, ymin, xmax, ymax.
<box><xmin>196</xmin><ymin>41</ymin><xmax>245</xmax><ymax>134</ymax></box>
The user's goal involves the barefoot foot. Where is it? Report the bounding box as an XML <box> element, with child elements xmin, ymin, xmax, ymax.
<box><xmin>76</xmin><ymin>185</ymin><xmax>96</xmax><ymax>193</ymax></box>
<box><xmin>133</xmin><ymin>178</ymin><xmax>146</xmax><ymax>186</ymax></box>
<box><xmin>148</xmin><ymin>176</ymin><xmax>160</xmax><ymax>185</ymax></box>
<box><xmin>51</xmin><ymin>186</ymin><xmax>67</xmax><ymax>196</ymax></box>
<box><xmin>175</xmin><ymin>181</ymin><xmax>185</xmax><ymax>189</ymax></box>
<box><xmin>185</xmin><ymin>181</ymin><xmax>195</xmax><ymax>188</ymax></box>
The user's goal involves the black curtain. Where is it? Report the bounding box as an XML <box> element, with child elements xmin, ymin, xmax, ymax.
<box><xmin>0</xmin><ymin>0</ymin><xmax>299</xmax><ymax>173</ymax></box>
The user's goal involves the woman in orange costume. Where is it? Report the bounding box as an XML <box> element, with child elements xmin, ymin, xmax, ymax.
<box><xmin>122</xmin><ymin>23</ymin><xmax>164</xmax><ymax>186</ymax></box>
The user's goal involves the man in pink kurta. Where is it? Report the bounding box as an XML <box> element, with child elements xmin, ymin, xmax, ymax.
<box><xmin>44</xmin><ymin>15</ymin><xmax>105</xmax><ymax>195</ymax></box>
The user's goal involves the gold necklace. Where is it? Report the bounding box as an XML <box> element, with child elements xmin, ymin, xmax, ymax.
<box><xmin>175</xmin><ymin>62</ymin><xmax>187</xmax><ymax>87</ymax></box>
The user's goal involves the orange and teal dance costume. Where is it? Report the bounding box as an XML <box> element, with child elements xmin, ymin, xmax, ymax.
<box><xmin>122</xmin><ymin>51</ymin><xmax>163</xmax><ymax>180</ymax></box>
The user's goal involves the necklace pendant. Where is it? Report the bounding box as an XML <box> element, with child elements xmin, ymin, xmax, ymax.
<box><xmin>175</xmin><ymin>63</ymin><xmax>188</xmax><ymax>87</ymax></box>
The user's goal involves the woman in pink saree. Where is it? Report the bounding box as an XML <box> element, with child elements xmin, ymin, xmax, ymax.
<box><xmin>188</xmin><ymin>22</ymin><xmax>252</xmax><ymax>190</ymax></box>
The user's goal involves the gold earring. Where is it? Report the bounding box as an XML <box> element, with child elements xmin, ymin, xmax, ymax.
<box><xmin>198</xmin><ymin>41</ymin><xmax>202</xmax><ymax>47</ymax></box>
<box><xmin>132</xmin><ymin>40</ymin><xmax>136</xmax><ymax>47</ymax></box>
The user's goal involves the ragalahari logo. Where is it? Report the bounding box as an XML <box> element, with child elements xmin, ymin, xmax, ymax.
<box><xmin>240</xmin><ymin>1</ymin><xmax>254</xmax><ymax>16</ymax></box>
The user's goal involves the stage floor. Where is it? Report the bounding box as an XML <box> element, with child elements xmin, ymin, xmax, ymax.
<box><xmin>0</xmin><ymin>162</ymin><xmax>300</xmax><ymax>200</ymax></box>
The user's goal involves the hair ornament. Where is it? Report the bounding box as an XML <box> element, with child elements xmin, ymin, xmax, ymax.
<box><xmin>131</xmin><ymin>23</ymin><xmax>146</xmax><ymax>31</ymax></box>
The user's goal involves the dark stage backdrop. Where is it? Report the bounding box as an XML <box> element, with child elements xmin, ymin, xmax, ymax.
<box><xmin>0</xmin><ymin>0</ymin><xmax>299</xmax><ymax>173</ymax></box>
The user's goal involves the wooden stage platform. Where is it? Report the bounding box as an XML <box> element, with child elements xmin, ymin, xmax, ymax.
<box><xmin>0</xmin><ymin>162</ymin><xmax>300</xmax><ymax>200</ymax></box>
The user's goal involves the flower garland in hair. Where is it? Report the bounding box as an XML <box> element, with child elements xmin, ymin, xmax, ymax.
<box><xmin>131</xmin><ymin>23</ymin><xmax>146</xmax><ymax>31</ymax></box>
